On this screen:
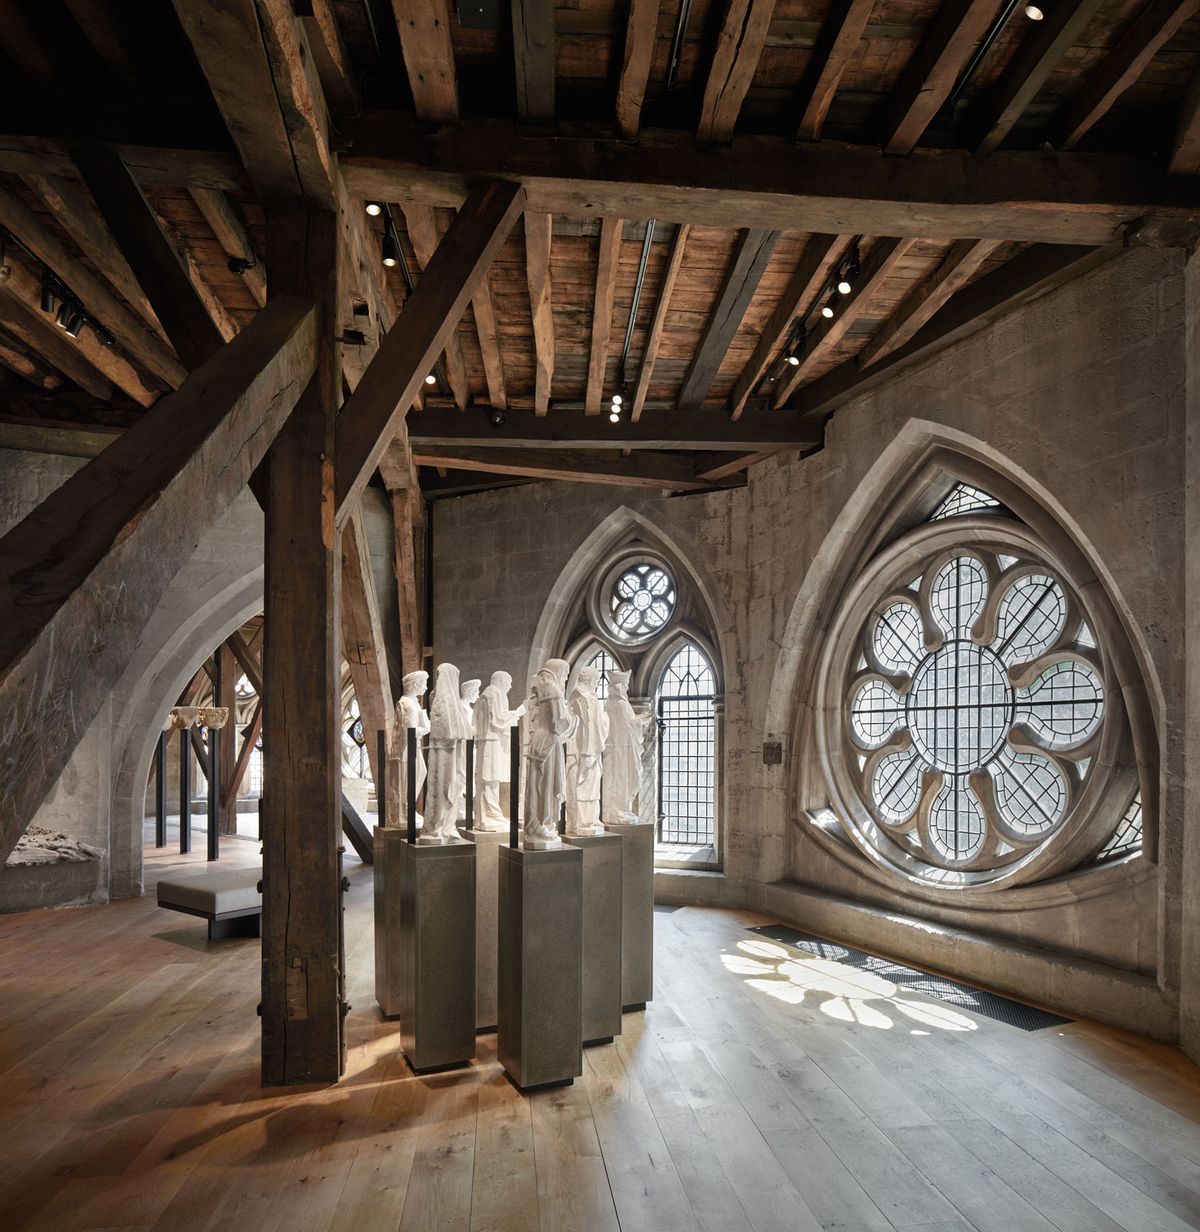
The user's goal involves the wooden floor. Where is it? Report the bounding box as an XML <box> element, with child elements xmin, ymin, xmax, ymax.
<box><xmin>3</xmin><ymin>845</ymin><xmax>1200</xmax><ymax>1232</ymax></box>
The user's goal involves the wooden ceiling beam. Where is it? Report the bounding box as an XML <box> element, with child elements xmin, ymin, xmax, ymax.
<box><xmin>616</xmin><ymin>0</ymin><xmax>660</xmax><ymax>141</ymax></box>
<box><xmin>585</xmin><ymin>216</ymin><xmax>622</xmax><ymax>415</ymax></box>
<box><xmin>1050</xmin><ymin>0</ymin><xmax>1200</xmax><ymax>151</ymax></box>
<box><xmin>972</xmin><ymin>0</ymin><xmax>1107</xmax><ymax>155</ymax></box>
<box><xmin>73</xmin><ymin>145</ymin><xmax>226</xmax><ymax>371</ymax></box>
<box><xmin>1170</xmin><ymin>63</ymin><xmax>1200</xmax><ymax>174</ymax></box>
<box><xmin>339</xmin><ymin>117</ymin><xmax>1200</xmax><ymax>246</ymax></box>
<box><xmin>171</xmin><ymin>0</ymin><xmax>336</xmax><ymax>208</ymax></box>
<box><xmin>24</xmin><ymin>174</ymin><xmax>166</xmax><ymax>341</ymax></box>
<box><xmin>335</xmin><ymin>180</ymin><xmax>526</xmax><ymax>520</ymax></box>
<box><xmin>188</xmin><ymin>188</ymin><xmax>267</xmax><ymax>307</ymax></box>
<box><xmin>0</xmin><ymin>297</ymin><xmax>111</xmax><ymax>402</ymax></box>
<box><xmin>0</xmin><ymin>251</ymin><xmax>152</xmax><ymax>404</ymax></box>
<box><xmin>411</xmin><ymin>445</ymin><xmax>743</xmax><ymax>490</ymax></box>
<box><xmin>297</xmin><ymin>0</ymin><xmax>359</xmax><ymax>114</ymax></box>
<box><xmin>883</xmin><ymin>0</ymin><xmax>1006</xmax><ymax>154</ymax></box>
<box><xmin>630</xmin><ymin>223</ymin><xmax>689</xmax><ymax>423</ymax></box>
<box><xmin>524</xmin><ymin>210</ymin><xmax>555</xmax><ymax>417</ymax></box>
<box><xmin>63</xmin><ymin>0</ymin><xmax>145</xmax><ymax>84</ymax></box>
<box><xmin>402</xmin><ymin>202</ymin><xmax>470</xmax><ymax>409</ymax></box>
<box><xmin>513</xmin><ymin>0</ymin><xmax>556</xmax><ymax>124</ymax></box>
<box><xmin>795</xmin><ymin>0</ymin><xmax>875</xmax><ymax>142</ymax></box>
<box><xmin>0</xmin><ymin>294</ymin><xmax>318</xmax><ymax>864</ymax></box>
<box><xmin>408</xmin><ymin>405</ymin><xmax>821</xmax><ymax>450</ymax></box>
<box><xmin>0</xmin><ymin>419</ymin><xmax>120</xmax><ymax>458</ymax></box>
<box><xmin>784</xmin><ymin>244</ymin><xmax>1113</xmax><ymax>420</ymax></box>
<box><xmin>772</xmin><ymin>236</ymin><xmax>915</xmax><ymax>407</ymax></box>
<box><xmin>859</xmin><ymin>237</ymin><xmax>999</xmax><ymax>367</ymax></box>
<box><xmin>678</xmin><ymin>228</ymin><xmax>778</xmax><ymax>411</ymax></box>
<box><xmin>471</xmin><ymin>273</ymin><xmax>507</xmax><ymax>411</ymax></box>
<box><xmin>392</xmin><ymin>0</ymin><xmax>459</xmax><ymax>124</ymax></box>
<box><xmin>699</xmin><ymin>0</ymin><xmax>779</xmax><ymax>143</ymax></box>
<box><xmin>0</xmin><ymin>331</ymin><xmax>62</xmax><ymax>391</ymax></box>
<box><xmin>0</xmin><ymin>183</ymin><xmax>185</xmax><ymax>390</ymax></box>
<box><xmin>728</xmin><ymin>232</ymin><xmax>853</xmax><ymax>419</ymax></box>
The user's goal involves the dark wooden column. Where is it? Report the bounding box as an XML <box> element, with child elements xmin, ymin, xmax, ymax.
<box><xmin>216</xmin><ymin>643</ymin><xmax>238</xmax><ymax>834</ymax></box>
<box><xmin>261</xmin><ymin>208</ymin><xmax>344</xmax><ymax>1086</ymax></box>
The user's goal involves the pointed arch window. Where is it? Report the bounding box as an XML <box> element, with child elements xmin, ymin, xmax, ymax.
<box><xmin>656</xmin><ymin>641</ymin><xmax>716</xmax><ymax>845</ymax></box>
<box><xmin>582</xmin><ymin>645</ymin><xmax>618</xmax><ymax>702</ymax></box>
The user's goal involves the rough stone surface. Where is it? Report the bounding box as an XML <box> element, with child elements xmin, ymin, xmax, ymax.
<box><xmin>432</xmin><ymin>247</ymin><xmax>1192</xmax><ymax>1039</ymax></box>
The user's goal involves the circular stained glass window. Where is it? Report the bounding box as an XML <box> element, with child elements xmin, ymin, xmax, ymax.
<box><xmin>609</xmin><ymin>562</ymin><xmax>676</xmax><ymax>639</ymax></box>
<box><xmin>843</xmin><ymin>549</ymin><xmax>1105</xmax><ymax>873</ymax></box>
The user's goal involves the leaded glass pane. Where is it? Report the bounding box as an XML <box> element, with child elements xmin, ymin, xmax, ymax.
<box><xmin>656</xmin><ymin>642</ymin><xmax>715</xmax><ymax>845</ymax></box>
<box><xmin>610</xmin><ymin>562</ymin><xmax>676</xmax><ymax>639</ymax></box>
<box><xmin>930</xmin><ymin>483</ymin><xmax>1001</xmax><ymax>521</ymax></box>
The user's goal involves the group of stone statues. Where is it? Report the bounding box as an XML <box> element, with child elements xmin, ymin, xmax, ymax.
<box><xmin>388</xmin><ymin>658</ymin><xmax>650</xmax><ymax>849</ymax></box>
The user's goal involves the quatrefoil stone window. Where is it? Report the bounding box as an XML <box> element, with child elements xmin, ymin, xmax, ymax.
<box><xmin>846</xmin><ymin>549</ymin><xmax>1104</xmax><ymax>872</ymax></box>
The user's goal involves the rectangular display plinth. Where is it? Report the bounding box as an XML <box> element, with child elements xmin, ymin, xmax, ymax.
<box><xmin>565</xmin><ymin>833</ymin><xmax>623</xmax><ymax>1045</ymax></box>
<box><xmin>603</xmin><ymin>821</ymin><xmax>655</xmax><ymax>1011</ymax></box>
<box><xmin>497</xmin><ymin>844</ymin><xmax>583</xmax><ymax>1090</ymax></box>
<box><xmin>463</xmin><ymin>826</ymin><xmax>508</xmax><ymax>1031</ymax></box>
<box><xmin>374</xmin><ymin>828</ymin><xmax>476</xmax><ymax>1072</ymax></box>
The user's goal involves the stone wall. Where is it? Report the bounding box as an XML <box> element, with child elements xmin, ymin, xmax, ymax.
<box><xmin>0</xmin><ymin>448</ymin><xmax>265</xmax><ymax>909</ymax></box>
<box><xmin>432</xmin><ymin>246</ymin><xmax>1193</xmax><ymax>1039</ymax></box>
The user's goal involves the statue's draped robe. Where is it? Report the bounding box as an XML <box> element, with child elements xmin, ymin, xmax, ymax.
<box><xmin>525</xmin><ymin>675</ymin><xmax>571</xmax><ymax>839</ymax></box>
<box><xmin>473</xmin><ymin>684</ymin><xmax>518</xmax><ymax>826</ymax></box>
<box><xmin>425</xmin><ymin>670</ymin><xmax>470</xmax><ymax>841</ymax></box>
<box><xmin>392</xmin><ymin>693</ymin><xmax>429</xmax><ymax>827</ymax></box>
<box><xmin>567</xmin><ymin>686</ymin><xmax>609</xmax><ymax>834</ymax></box>
<box><xmin>603</xmin><ymin>692</ymin><xmax>644</xmax><ymax>825</ymax></box>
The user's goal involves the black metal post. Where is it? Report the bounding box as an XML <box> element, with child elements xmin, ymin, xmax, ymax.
<box><xmin>464</xmin><ymin>738</ymin><xmax>474</xmax><ymax>830</ymax></box>
<box><xmin>377</xmin><ymin>728</ymin><xmax>388</xmax><ymax>827</ymax></box>
<box><xmin>155</xmin><ymin>731</ymin><xmax>168</xmax><ymax>847</ymax></box>
<box><xmin>207</xmin><ymin>724</ymin><xmax>220</xmax><ymax>861</ymax></box>
<box><xmin>509</xmin><ymin>723</ymin><xmax>520</xmax><ymax>849</ymax></box>
<box><xmin>559</xmin><ymin>800</ymin><xmax>566</xmax><ymax>835</ymax></box>
<box><xmin>179</xmin><ymin>728</ymin><xmax>191</xmax><ymax>854</ymax></box>
<box><xmin>406</xmin><ymin>726</ymin><xmax>417</xmax><ymax>844</ymax></box>
<box><xmin>258</xmin><ymin>794</ymin><xmax>264</xmax><ymax>841</ymax></box>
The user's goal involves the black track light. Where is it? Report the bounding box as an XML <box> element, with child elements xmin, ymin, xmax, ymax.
<box><xmin>41</xmin><ymin>282</ymin><xmax>55</xmax><ymax>314</ymax></box>
<box><xmin>489</xmin><ymin>408</ymin><xmax>506</xmax><ymax>428</ymax></box>
<box><xmin>56</xmin><ymin>301</ymin><xmax>73</xmax><ymax>329</ymax></box>
<box><xmin>64</xmin><ymin>310</ymin><xmax>85</xmax><ymax>339</ymax></box>
<box><xmin>365</xmin><ymin>201</ymin><xmax>383</xmax><ymax>217</ymax></box>
<box><xmin>382</xmin><ymin>231</ymin><xmax>399</xmax><ymax>268</ymax></box>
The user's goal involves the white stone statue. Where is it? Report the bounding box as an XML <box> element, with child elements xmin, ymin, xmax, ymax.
<box><xmin>523</xmin><ymin>658</ymin><xmax>576</xmax><ymax>849</ymax></box>
<box><xmin>457</xmin><ymin>678</ymin><xmax>481</xmax><ymax>819</ymax></box>
<box><xmin>391</xmin><ymin>669</ymin><xmax>429</xmax><ymax>828</ymax></box>
<box><xmin>603</xmin><ymin>670</ymin><xmax>651</xmax><ymax>826</ymax></box>
<box><xmin>472</xmin><ymin>670</ymin><xmax>525</xmax><ymax>831</ymax></box>
<box><xmin>565</xmin><ymin>665</ymin><xmax>609</xmax><ymax>837</ymax></box>
<box><xmin>422</xmin><ymin>663</ymin><xmax>470</xmax><ymax>844</ymax></box>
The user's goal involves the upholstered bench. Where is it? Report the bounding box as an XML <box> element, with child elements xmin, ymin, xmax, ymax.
<box><xmin>156</xmin><ymin>866</ymin><xmax>262</xmax><ymax>940</ymax></box>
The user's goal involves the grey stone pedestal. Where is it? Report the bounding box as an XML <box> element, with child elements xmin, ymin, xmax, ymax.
<box><xmin>374</xmin><ymin>828</ymin><xmax>476</xmax><ymax>1072</ymax></box>
<box><xmin>603</xmin><ymin>821</ymin><xmax>655</xmax><ymax>1010</ymax></box>
<box><xmin>497</xmin><ymin>844</ymin><xmax>583</xmax><ymax>1090</ymax></box>
<box><xmin>463</xmin><ymin>826</ymin><xmax>508</xmax><ymax>1031</ymax></box>
<box><xmin>565</xmin><ymin>833</ymin><xmax>623</xmax><ymax>1045</ymax></box>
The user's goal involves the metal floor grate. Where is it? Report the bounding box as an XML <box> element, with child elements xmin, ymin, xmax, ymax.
<box><xmin>748</xmin><ymin>924</ymin><xmax>1072</xmax><ymax>1032</ymax></box>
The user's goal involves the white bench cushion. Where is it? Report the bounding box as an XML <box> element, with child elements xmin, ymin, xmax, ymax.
<box><xmin>157</xmin><ymin>866</ymin><xmax>262</xmax><ymax>916</ymax></box>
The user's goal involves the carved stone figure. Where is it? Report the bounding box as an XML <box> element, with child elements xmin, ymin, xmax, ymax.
<box><xmin>472</xmin><ymin>671</ymin><xmax>525</xmax><ymax>830</ymax></box>
<box><xmin>457</xmin><ymin>678</ymin><xmax>481</xmax><ymax>819</ymax></box>
<box><xmin>422</xmin><ymin>663</ymin><xmax>470</xmax><ymax>844</ymax></box>
<box><xmin>603</xmin><ymin>670</ymin><xmax>650</xmax><ymax>826</ymax></box>
<box><xmin>390</xmin><ymin>669</ymin><xmax>429</xmax><ymax>828</ymax></box>
<box><xmin>565</xmin><ymin>665</ymin><xmax>609</xmax><ymax>837</ymax></box>
<box><xmin>164</xmin><ymin>706</ymin><xmax>229</xmax><ymax>733</ymax></box>
<box><xmin>523</xmin><ymin>659</ymin><xmax>576</xmax><ymax>849</ymax></box>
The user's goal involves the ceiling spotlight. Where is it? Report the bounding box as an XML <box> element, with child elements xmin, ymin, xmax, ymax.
<box><xmin>424</xmin><ymin>373</ymin><xmax>437</xmax><ymax>385</ymax></box>
<box><xmin>786</xmin><ymin>353</ymin><xmax>800</xmax><ymax>367</ymax></box>
<box><xmin>382</xmin><ymin>231</ymin><xmax>398</xmax><ymax>268</ymax></box>
<box><xmin>489</xmin><ymin>409</ymin><xmax>506</xmax><ymax>428</ymax></box>
<box><xmin>1024</xmin><ymin>4</ymin><xmax>1044</xmax><ymax>18</ymax></box>
<box><xmin>64</xmin><ymin>311</ymin><xmax>85</xmax><ymax>338</ymax></box>
<box><xmin>365</xmin><ymin>201</ymin><xmax>383</xmax><ymax>216</ymax></box>
<box><xmin>608</xmin><ymin>411</ymin><xmax>620</xmax><ymax>424</ymax></box>
<box><xmin>837</xmin><ymin>276</ymin><xmax>852</xmax><ymax>295</ymax></box>
<box><xmin>611</xmin><ymin>393</ymin><xmax>623</xmax><ymax>406</ymax></box>
<box><xmin>821</xmin><ymin>301</ymin><xmax>835</xmax><ymax>319</ymax></box>
<box><xmin>40</xmin><ymin>283</ymin><xmax>55</xmax><ymax>314</ymax></box>
<box><xmin>56</xmin><ymin>302</ymin><xmax>73</xmax><ymax>330</ymax></box>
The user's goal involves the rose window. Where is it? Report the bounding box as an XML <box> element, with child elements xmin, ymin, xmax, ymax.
<box><xmin>846</xmin><ymin>550</ymin><xmax>1105</xmax><ymax>872</ymax></box>
<box><xmin>609</xmin><ymin>563</ymin><xmax>675</xmax><ymax>638</ymax></box>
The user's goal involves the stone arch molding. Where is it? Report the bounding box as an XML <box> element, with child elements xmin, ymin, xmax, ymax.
<box><xmin>767</xmin><ymin>417</ymin><xmax>1162</xmax><ymax>910</ymax></box>
<box><xmin>108</xmin><ymin>497</ymin><xmax>264</xmax><ymax>897</ymax></box>
<box><xmin>527</xmin><ymin>504</ymin><xmax>731</xmax><ymax>695</ymax></box>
